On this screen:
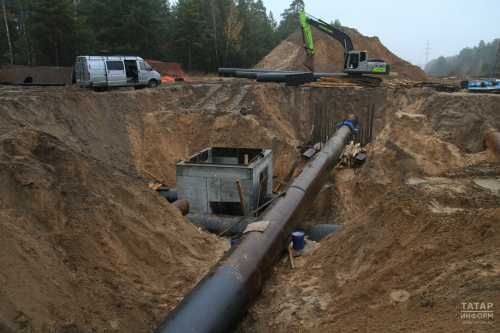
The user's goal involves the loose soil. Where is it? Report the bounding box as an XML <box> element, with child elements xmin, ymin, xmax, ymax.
<box><xmin>1</xmin><ymin>32</ymin><xmax>499</xmax><ymax>332</ymax></box>
<box><xmin>1</xmin><ymin>81</ymin><xmax>498</xmax><ymax>333</ymax></box>
<box><xmin>257</xmin><ymin>27</ymin><xmax>429</xmax><ymax>82</ymax></box>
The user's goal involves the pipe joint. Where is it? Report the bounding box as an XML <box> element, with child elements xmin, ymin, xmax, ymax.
<box><xmin>336</xmin><ymin>120</ymin><xmax>358</xmax><ymax>134</ymax></box>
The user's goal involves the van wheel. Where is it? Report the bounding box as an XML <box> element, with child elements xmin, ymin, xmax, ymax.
<box><xmin>148</xmin><ymin>80</ymin><xmax>158</xmax><ymax>88</ymax></box>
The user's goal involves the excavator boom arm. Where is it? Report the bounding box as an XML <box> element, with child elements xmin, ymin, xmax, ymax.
<box><xmin>300</xmin><ymin>11</ymin><xmax>354</xmax><ymax>54</ymax></box>
<box><xmin>299</xmin><ymin>11</ymin><xmax>315</xmax><ymax>55</ymax></box>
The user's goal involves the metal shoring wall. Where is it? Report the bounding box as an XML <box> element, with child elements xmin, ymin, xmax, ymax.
<box><xmin>153</xmin><ymin>116</ymin><xmax>358</xmax><ymax>333</ymax></box>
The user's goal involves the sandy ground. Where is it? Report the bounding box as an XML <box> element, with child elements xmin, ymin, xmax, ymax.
<box><xmin>1</xmin><ymin>81</ymin><xmax>498</xmax><ymax>333</ymax></box>
<box><xmin>1</xmin><ymin>26</ymin><xmax>499</xmax><ymax>333</ymax></box>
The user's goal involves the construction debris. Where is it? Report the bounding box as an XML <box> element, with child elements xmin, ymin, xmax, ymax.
<box><xmin>287</xmin><ymin>242</ymin><xmax>295</xmax><ymax>269</ymax></box>
<box><xmin>342</xmin><ymin>141</ymin><xmax>366</xmax><ymax>167</ymax></box>
<box><xmin>147</xmin><ymin>172</ymin><xmax>169</xmax><ymax>189</ymax></box>
<box><xmin>302</xmin><ymin>76</ymin><xmax>381</xmax><ymax>87</ymax></box>
<box><xmin>148</xmin><ymin>180</ymin><xmax>163</xmax><ymax>190</ymax></box>
<box><xmin>381</xmin><ymin>79</ymin><xmax>425</xmax><ymax>89</ymax></box>
<box><xmin>382</xmin><ymin>80</ymin><xmax>463</xmax><ymax>92</ymax></box>
<box><xmin>433</xmin><ymin>83</ymin><xmax>461</xmax><ymax>92</ymax></box>
<box><xmin>302</xmin><ymin>147</ymin><xmax>316</xmax><ymax>158</ymax></box>
<box><xmin>273</xmin><ymin>179</ymin><xmax>287</xmax><ymax>193</ymax></box>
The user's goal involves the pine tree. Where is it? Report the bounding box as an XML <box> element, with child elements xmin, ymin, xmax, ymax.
<box><xmin>1</xmin><ymin>0</ymin><xmax>14</xmax><ymax>63</ymax></box>
<box><xmin>276</xmin><ymin>0</ymin><xmax>304</xmax><ymax>42</ymax></box>
<box><xmin>27</xmin><ymin>0</ymin><xmax>94</xmax><ymax>66</ymax></box>
<box><xmin>222</xmin><ymin>0</ymin><xmax>242</xmax><ymax>67</ymax></box>
<box><xmin>77</xmin><ymin>0</ymin><xmax>169</xmax><ymax>59</ymax></box>
<box><xmin>171</xmin><ymin>0</ymin><xmax>208</xmax><ymax>70</ymax></box>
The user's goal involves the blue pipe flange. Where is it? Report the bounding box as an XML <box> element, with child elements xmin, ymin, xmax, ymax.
<box><xmin>336</xmin><ymin>121</ymin><xmax>358</xmax><ymax>134</ymax></box>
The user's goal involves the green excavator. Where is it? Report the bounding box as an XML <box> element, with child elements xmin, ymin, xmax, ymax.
<box><xmin>300</xmin><ymin>11</ymin><xmax>390</xmax><ymax>75</ymax></box>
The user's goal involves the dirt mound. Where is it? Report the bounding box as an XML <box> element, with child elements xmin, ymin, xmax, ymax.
<box><xmin>0</xmin><ymin>87</ymin><xmax>239</xmax><ymax>332</ymax></box>
<box><xmin>1</xmin><ymin>83</ymin><xmax>499</xmax><ymax>332</ymax></box>
<box><xmin>232</xmin><ymin>89</ymin><xmax>499</xmax><ymax>332</ymax></box>
<box><xmin>0</xmin><ymin>83</ymin><xmax>312</xmax><ymax>332</ymax></box>
<box><xmin>359</xmin><ymin>111</ymin><xmax>491</xmax><ymax>187</ymax></box>
<box><xmin>237</xmin><ymin>161</ymin><xmax>500</xmax><ymax>332</ymax></box>
<box><xmin>0</xmin><ymin>127</ymin><xmax>228</xmax><ymax>332</ymax></box>
<box><xmin>257</xmin><ymin>28</ymin><xmax>429</xmax><ymax>81</ymax></box>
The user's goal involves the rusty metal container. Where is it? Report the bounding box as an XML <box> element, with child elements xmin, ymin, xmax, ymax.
<box><xmin>171</xmin><ymin>199</ymin><xmax>189</xmax><ymax>216</ymax></box>
<box><xmin>483</xmin><ymin>131</ymin><xmax>500</xmax><ymax>158</ymax></box>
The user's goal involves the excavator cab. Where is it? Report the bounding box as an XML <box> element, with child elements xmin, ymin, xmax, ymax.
<box><xmin>343</xmin><ymin>51</ymin><xmax>390</xmax><ymax>75</ymax></box>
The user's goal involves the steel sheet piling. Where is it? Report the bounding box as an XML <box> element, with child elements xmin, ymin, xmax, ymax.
<box><xmin>153</xmin><ymin>116</ymin><xmax>358</xmax><ymax>333</ymax></box>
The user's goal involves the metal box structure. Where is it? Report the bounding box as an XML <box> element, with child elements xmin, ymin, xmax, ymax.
<box><xmin>176</xmin><ymin>147</ymin><xmax>273</xmax><ymax>215</ymax></box>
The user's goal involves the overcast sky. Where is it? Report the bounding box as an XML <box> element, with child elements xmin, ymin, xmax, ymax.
<box><xmin>263</xmin><ymin>0</ymin><xmax>499</xmax><ymax>67</ymax></box>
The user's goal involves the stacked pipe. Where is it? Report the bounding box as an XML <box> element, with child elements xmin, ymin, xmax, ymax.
<box><xmin>218</xmin><ymin>67</ymin><xmax>348</xmax><ymax>83</ymax></box>
<box><xmin>153</xmin><ymin>115</ymin><xmax>358</xmax><ymax>333</ymax></box>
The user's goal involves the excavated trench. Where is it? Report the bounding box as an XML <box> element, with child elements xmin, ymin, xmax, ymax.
<box><xmin>0</xmin><ymin>82</ymin><xmax>499</xmax><ymax>332</ymax></box>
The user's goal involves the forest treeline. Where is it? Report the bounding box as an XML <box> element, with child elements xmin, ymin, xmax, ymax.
<box><xmin>0</xmin><ymin>0</ymin><xmax>306</xmax><ymax>72</ymax></box>
<box><xmin>426</xmin><ymin>39</ymin><xmax>500</xmax><ymax>76</ymax></box>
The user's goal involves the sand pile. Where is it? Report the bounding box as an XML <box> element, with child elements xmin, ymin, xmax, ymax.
<box><xmin>257</xmin><ymin>27</ymin><xmax>429</xmax><ymax>81</ymax></box>
<box><xmin>0</xmin><ymin>127</ymin><xmax>227</xmax><ymax>332</ymax></box>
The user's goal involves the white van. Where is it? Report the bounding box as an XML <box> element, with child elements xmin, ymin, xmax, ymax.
<box><xmin>75</xmin><ymin>54</ymin><xmax>162</xmax><ymax>91</ymax></box>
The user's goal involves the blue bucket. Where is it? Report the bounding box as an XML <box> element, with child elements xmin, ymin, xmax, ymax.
<box><xmin>230</xmin><ymin>236</ymin><xmax>239</xmax><ymax>246</ymax></box>
<box><xmin>292</xmin><ymin>231</ymin><xmax>305</xmax><ymax>250</ymax></box>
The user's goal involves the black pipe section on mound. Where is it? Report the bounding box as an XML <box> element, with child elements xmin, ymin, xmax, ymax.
<box><xmin>219</xmin><ymin>67</ymin><xmax>353</xmax><ymax>82</ymax></box>
<box><xmin>256</xmin><ymin>72</ymin><xmax>350</xmax><ymax>83</ymax></box>
<box><xmin>153</xmin><ymin>115</ymin><xmax>358</xmax><ymax>333</ymax></box>
<box><xmin>256</xmin><ymin>72</ymin><xmax>306</xmax><ymax>82</ymax></box>
<box><xmin>218</xmin><ymin>68</ymin><xmax>296</xmax><ymax>77</ymax></box>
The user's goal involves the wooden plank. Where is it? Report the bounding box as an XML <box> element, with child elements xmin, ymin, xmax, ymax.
<box><xmin>288</xmin><ymin>243</ymin><xmax>295</xmax><ymax>269</ymax></box>
<box><xmin>236</xmin><ymin>179</ymin><xmax>247</xmax><ymax>216</ymax></box>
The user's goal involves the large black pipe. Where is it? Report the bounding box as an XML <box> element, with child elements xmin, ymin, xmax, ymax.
<box><xmin>218</xmin><ymin>68</ymin><xmax>296</xmax><ymax>77</ymax></box>
<box><xmin>234</xmin><ymin>71</ymin><xmax>304</xmax><ymax>79</ymax></box>
<box><xmin>220</xmin><ymin>67</ymin><xmax>352</xmax><ymax>81</ymax></box>
<box><xmin>157</xmin><ymin>188</ymin><xmax>178</xmax><ymax>203</ymax></box>
<box><xmin>256</xmin><ymin>72</ymin><xmax>349</xmax><ymax>83</ymax></box>
<box><xmin>306</xmin><ymin>223</ymin><xmax>343</xmax><ymax>240</ymax></box>
<box><xmin>186</xmin><ymin>212</ymin><xmax>342</xmax><ymax>240</ymax></box>
<box><xmin>256</xmin><ymin>72</ymin><xmax>307</xmax><ymax>82</ymax></box>
<box><xmin>185</xmin><ymin>212</ymin><xmax>256</xmax><ymax>235</ymax></box>
<box><xmin>153</xmin><ymin>115</ymin><xmax>358</xmax><ymax>333</ymax></box>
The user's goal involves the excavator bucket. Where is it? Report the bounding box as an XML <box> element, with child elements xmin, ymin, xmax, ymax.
<box><xmin>303</xmin><ymin>53</ymin><xmax>315</xmax><ymax>71</ymax></box>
